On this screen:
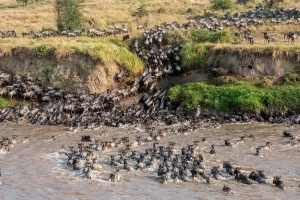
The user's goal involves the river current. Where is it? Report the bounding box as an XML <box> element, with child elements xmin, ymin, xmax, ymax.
<box><xmin>0</xmin><ymin>122</ymin><xmax>299</xmax><ymax>200</ymax></box>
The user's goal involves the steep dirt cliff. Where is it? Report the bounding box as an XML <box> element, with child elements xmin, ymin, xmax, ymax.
<box><xmin>218</xmin><ymin>52</ymin><xmax>300</xmax><ymax>78</ymax></box>
<box><xmin>0</xmin><ymin>47</ymin><xmax>140</xmax><ymax>94</ymax></box>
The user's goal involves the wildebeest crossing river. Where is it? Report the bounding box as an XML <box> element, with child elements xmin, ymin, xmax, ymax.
<box><xmin>0</xmin><ymin>123</ymin><xmax>299</xmax><ymax>199</ymax></box>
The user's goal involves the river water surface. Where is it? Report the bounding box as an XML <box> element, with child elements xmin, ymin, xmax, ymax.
<box><xmin>0</xmin><ymin>123</ymin><xmax>299</xmax><ymax>200</ymax></box>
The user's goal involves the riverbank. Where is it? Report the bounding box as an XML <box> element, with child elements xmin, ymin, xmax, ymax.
<box><xmin>167</xmin><ymin>80</ymin><xmax>300</xmax><ymax>113</ymax></box>
<box><xmin>0</xmin><ymin>41</ymin><xmax>143</xmax><ymax>94</ymax></box>
<box><xmin>180</xmin><ymin>41</ymin><xmax>300</xmax><ymax>77</ymax></box>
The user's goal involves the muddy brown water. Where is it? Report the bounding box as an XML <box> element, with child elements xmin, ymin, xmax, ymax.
<box><xmin>0</xmin><ymin>122</ymin><xmax>299</xmax><ymax>200</ymax></box>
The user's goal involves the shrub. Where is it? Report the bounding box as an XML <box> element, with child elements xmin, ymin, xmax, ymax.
<box><xmin>283</xmin><ymin>73</ymin><xmax>299</xmax><ymax>83</ymax></box>
<box><xmin>162</xmin><ymin>30</ymin><xmax>190</xmax><ymax>46</ymax></box>
<box><xmin>211</xmin><ymin>31</ymin><xmax>232</xmax><ymax>43</ymax></box>
<box><xmin>211</xmin><ymin>0</ymin><xmax>232</xmax><ymax>13</ymax></box>
<box><xmin>36</xmin><ymin>44</ymin><xmax>54</xmax><ymax>57</ymax></box>
<box><xmin>191</xmin><ymin>29</ymin><xmax>232</xmax><ymax>43</ymax></box>
<box><xmin>192</xmin><ymin>29</ymin><xmax>213</xmax><ymax>43</ymax></box>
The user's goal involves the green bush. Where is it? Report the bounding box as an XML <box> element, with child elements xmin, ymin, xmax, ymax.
<box><xmin>211</xmin><ymin>0</ymin><xmax>232</xmax><ymax>12</ymax></box>
<box><xmin>191</xmin><ymin>29</ymin><xmax>232</xmax><ymax>43</ymax></box>
<box><xmin>283</xmin><ymin>73</ymin><xmax>299</xmax><ymax>83</ymax></box>
<box><xmin>192</xmin><ymin>29</ymin><xmax>212</xmax><ymax>43</ymax></box>
<box><xmin>163</xmin><ymin>30</ymin><xmax>191</xmax><ymax>46</ymax></box>
<box><xmin>36</xmin><ymin>44</ymin><xmax>54</xmax><ymax>57</ymax></box>
<box><xmin>211</xmin><ymin>31</ymin><xmax>232</xmax><ymax>43</ymax></box>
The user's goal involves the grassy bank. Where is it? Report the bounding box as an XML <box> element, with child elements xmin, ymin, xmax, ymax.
<box><xmin>167</xmin><ymin>80</ymin><xmax>300</xmax><ymax>113</ymax></box>
<box><xmin>180</xmin><ymin>42</ymin><xmax>300</xmax><ymax>71</ymax></box>
<box><xmin>0</xmin><ymin>39</ymin><xmax>144</xmax><ymax>77</ymax></box>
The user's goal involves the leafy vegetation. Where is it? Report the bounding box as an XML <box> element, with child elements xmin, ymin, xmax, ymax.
<box><xmin>162</xmin><ymin>30</ymin><xmax>191</xmax><ymax>46</ymax></box>
<box><xmin>211</xmin><ymin>0</ymin><xmax>232</xmax><ymax>12</ymax></box>
<box><xmin>131</xmin><ymin>4</ymin><xmax>149</xmax><ymax>20</ymax></box>
<box><xmin>43</xmin><ymin>65</ymin><xmax>54</xmax><ymax>83</ymax></box>
<box><xmin>283</xmin><ymin>72</ymin><xmax>300</xmax><ymax>83</ymax></box>
<box><xmin>75</xmin><ymin>43</ymin><xmax>144</xmax><ymax>76</ymax></box>
<box><xmin>36</xmin><ymin>44</ymin><xmax>55</xmax><ymax>57</ymax></box>
<box><xmin>167</xmin><ymin>80</ymin><xmax>300</xmax><ymax>113</ymax></box>
<box><xmin>0</xmin><ymin>97</ymin><xmax>23</xmax><ymax>108</ymax></box>
<box><xmin>54</xmin><ymin>0</ymin><xmax>85</xmax><ymax>31</ymax></box>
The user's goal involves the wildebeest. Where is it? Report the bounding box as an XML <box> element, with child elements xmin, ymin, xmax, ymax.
<box><xmin>244</xmin><ymin>30</ymin><xmax>254</xmax><ymax>45</ymax></box>
<box><xmin>285</xmin><ymin>32</ymin><xmax>297</xmax><ymax>44</ymax></box>
<box><xmin>22</xmin><ymin>30</ymin><xmax>34</xmax><ymax>37</ymax></box>
<box><xmin>123</xmin><ymin>34</ymin><xmax>130</xmax><ymax>41</ymax></box>
<box><xmin>0</xmin><ymin>30</ymin><xmax>17</xmax><ymax>38</ymax></box>
<box><xmin>263</xmin><ymin>32</ymin><xmax>271</xmax><ymax>44</ymax></box>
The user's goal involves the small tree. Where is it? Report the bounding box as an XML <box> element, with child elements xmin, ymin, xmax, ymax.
<box><xmin>54</xmin><ymin>0</ymin><xmax>85</xmax><ymax>31</ymax></box>
<box><xmin>132</xmin><ymin>5</ymin><xmax>149</xmax><ymax>20</ymax></box>
<box><xmin>211</xmin><ymin>0</ymin><xmax>232</xmax><ymax>13</ymax></box>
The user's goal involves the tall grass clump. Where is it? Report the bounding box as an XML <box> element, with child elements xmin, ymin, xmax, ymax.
<box><xmin>167</xmin><ymin>81</ymin><xmax>300</xmax><ymax>113</ymax></box>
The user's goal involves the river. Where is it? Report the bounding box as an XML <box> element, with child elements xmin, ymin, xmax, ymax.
<box><xmin>0</xmin><ymin>122</ymin><xmax>299</xmax><ymax>200</ymax></box>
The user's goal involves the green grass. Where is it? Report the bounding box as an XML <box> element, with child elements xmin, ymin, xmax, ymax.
<box><xmin>72</xmin><ymin>42</ymin><xmax>144</xmax><ymax>75</ymax></box>
<box><xmin>191</xmin><ymin>29</ymin><xmax>232</xmax><ymax>44</ymax></box>
<box><xmin>167</xmin><ymin>80</ymin><xmax>300</xmax><ymax>113</ymax></box>
<box><xmin>0</xmin><ymin>97</ymin><xmax>23</xmax><ymax>108</ymax></box>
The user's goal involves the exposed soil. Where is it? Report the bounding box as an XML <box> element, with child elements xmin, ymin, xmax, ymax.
<box><xmin>0</xmin><ymin>50</ymin><xmax>122</xmax><ymax>94</ymax></box>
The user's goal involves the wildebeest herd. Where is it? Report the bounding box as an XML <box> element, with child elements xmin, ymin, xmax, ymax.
<box><xmin>1</xmin><ymin>5</ymin><xmax>300</xmax><ymax>131</ymax></box>
<box><xmin>0</xmin><ymin>5</ymin><xmax>300</xmax><ymax>196</ymax></box>
<box><xmin>0</xmin><ymin>6</ymin><xmax>299</xmax><ymax>44</ymax></box>
<box><xmin>48</xmin><ymin>124</ymin><xmax>298</xmax><ymax>193</ymax></box>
